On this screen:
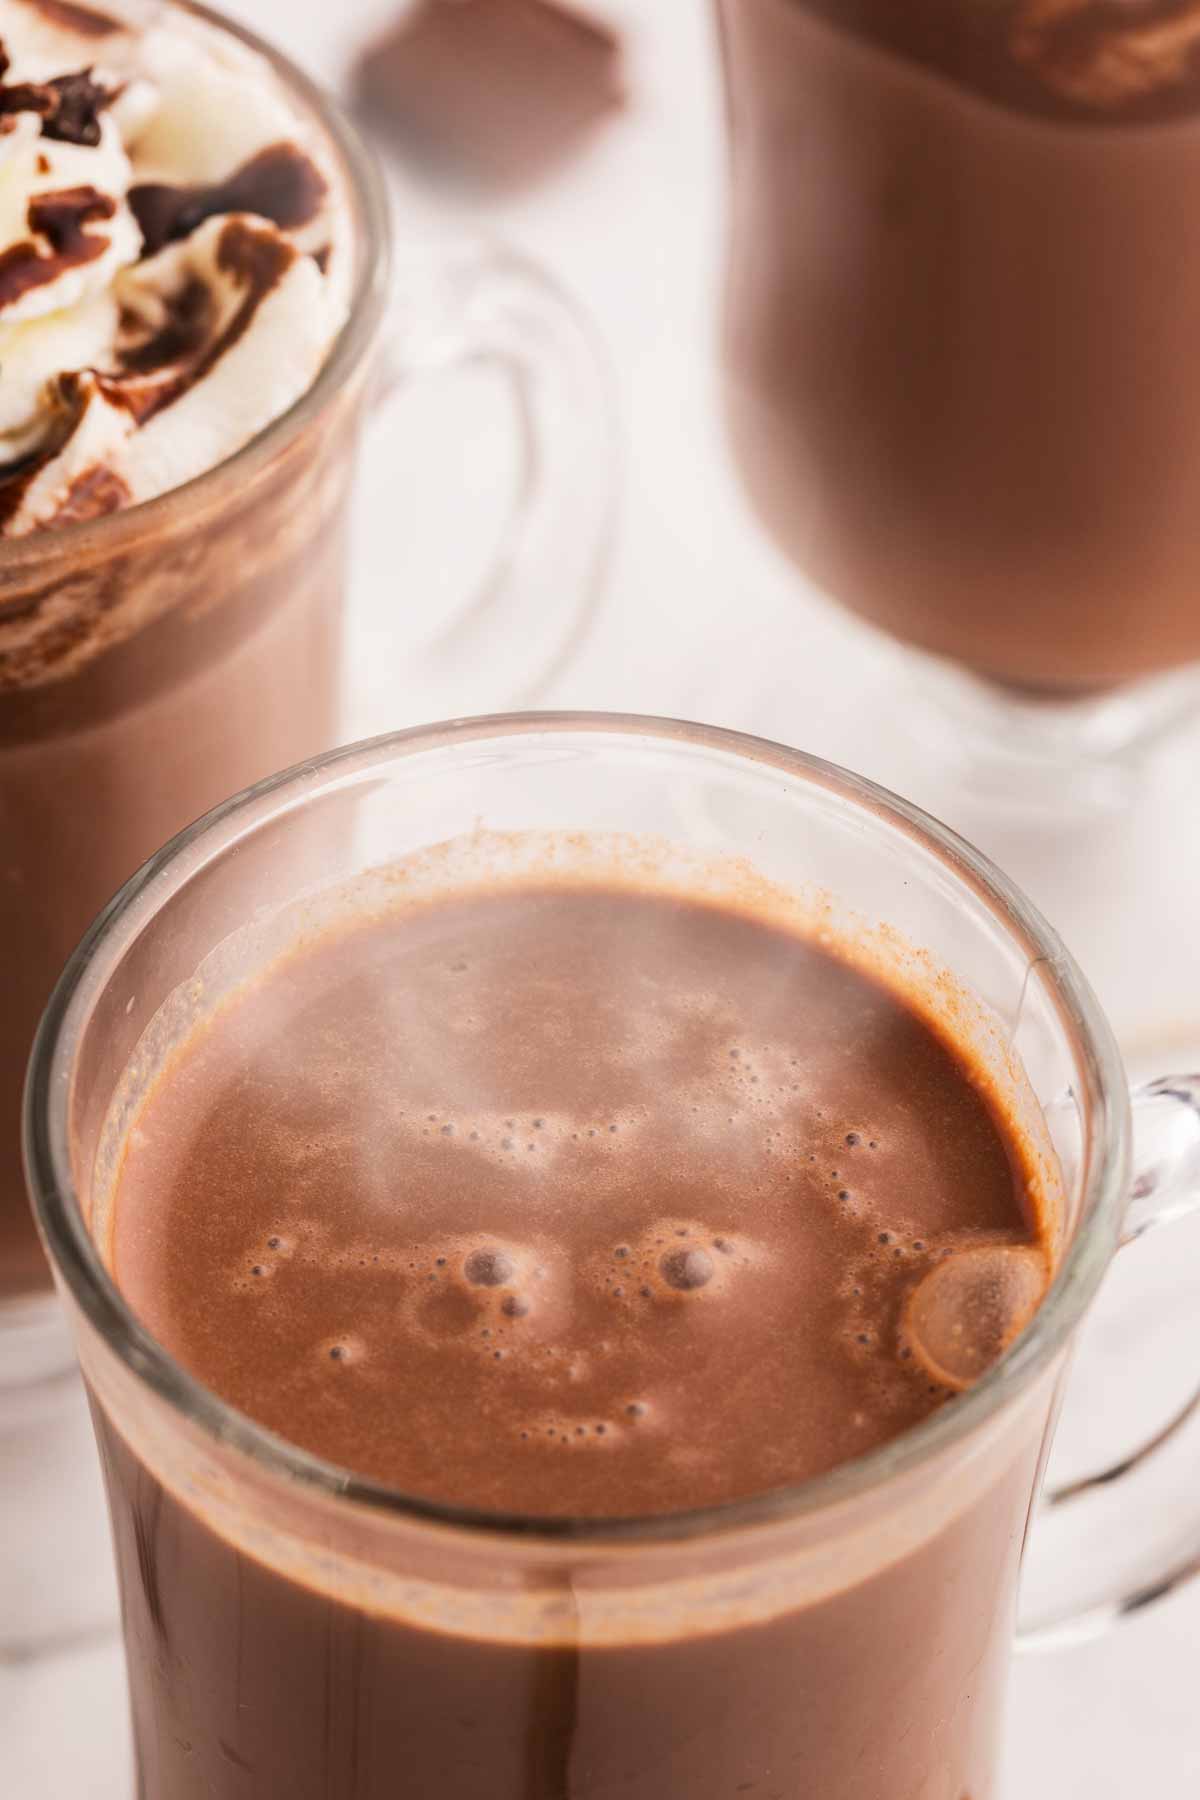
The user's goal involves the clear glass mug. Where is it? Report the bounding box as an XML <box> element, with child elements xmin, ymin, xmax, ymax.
<box><xmin>25</xmin><ymin>714</ymin><xmax>1200</xmax><ymax>1796</ymax></box>
<box><xmin>0</xmin><ymin>2</ymin><xmax>610</xmax><ymax>1647</ymax></box>
<box><xmin>715</xmin><ymin>0</ymin><xmax>1200</xmax><ymax>802</ymax></box>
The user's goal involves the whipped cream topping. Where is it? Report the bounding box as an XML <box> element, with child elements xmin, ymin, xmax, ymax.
<box><xmin>0</xmin><ymin>0</ymin><xmax>351</xmax><ymax>535</ymax></box>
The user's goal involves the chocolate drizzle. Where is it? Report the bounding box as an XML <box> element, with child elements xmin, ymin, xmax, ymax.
<box><xmin>0</xmin><ymin>184</ymin><xmax>116</xmax><ymax>310</ymax></box>
<box><xmin>130</xmin><ymin>144</ymin><xmax>328</xmax><ymax>257</ymax></box>
<box><xmin>102</xmin><ymin>279</ymin><xmax>216</xmax><ymax>424</ymax></box>
<box><xmin>0</xmin><ymin>380</ymin><xmax>121</xmax><ymax>534</ymax></box>
<box><xmin>13</xmin><ymin>0</ymin><xmax>122</xmax><ymax>37</ymax></box>
<box><xmin>94</xmin><ymin>220</ymin><xmax>296</xmax><ymax>427</ymax></box>
<box><xmin>118</xmin><ymin>278</ymin><xmax>213</xmax><ymax>378</ymax></box>
<box><xmin>1</xmin><ymin>212</ymin><xmax>304</xmax><ymax>532</ymax></box>
<box><xmin>195</xmin><ymin>217</ymin><xmax>296</xmax><ymax>391</ymax></box>
<box><xmin>0</xmin><ymin>445</ymin><xmax>56</xmax><ymax>532</ymax></box>
<box><xmin>0</xmin><ymin>31</ymin><xmax>337</xmax><ymax>541</ymax></box>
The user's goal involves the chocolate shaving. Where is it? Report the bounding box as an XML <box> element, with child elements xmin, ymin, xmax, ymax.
<box><xmin>0</xmin><ymin>184</ymin><xmax>115</xmax><ymax>310</ymax></box>
<box><xmin>0</xmin><ymin>66</ymin><xmax>113</xmax><ymax>146</ymax></box>
<box><xmin>45</xmin><ymin>68</ymin><xmax>111</xmax><ymax>145</ymax></box>
<box><xmin>130</xmin><ymin>143</ymin><xmax>328</xmax><ymax>258</ymax></box>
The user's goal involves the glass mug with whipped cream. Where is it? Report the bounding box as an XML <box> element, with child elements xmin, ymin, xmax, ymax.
<box><xmin>0</xmin><ymin>0</ymin><xmax>609</xmax><ymax>1647</ymax></box>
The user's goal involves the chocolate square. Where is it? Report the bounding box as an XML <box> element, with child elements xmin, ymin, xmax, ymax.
<box><xmin>355</xmin><ymin>0</ymin><xmax>626</xmax><ymax>191</ymax></box>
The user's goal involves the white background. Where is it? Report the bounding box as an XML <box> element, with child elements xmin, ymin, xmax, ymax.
<box><xmin>5</xmin><ymin>2</ymin><xmax>1200</xmax><ymax>1793</ymax></box>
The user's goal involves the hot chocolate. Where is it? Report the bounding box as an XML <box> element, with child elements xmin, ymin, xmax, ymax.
<box><xmin>719</xmin><ymin>0</ymin><xmax>1200</xmax><ymax>692</ymax></box>
<box><xmin>99</xmin><ymin>875</ymin><xmax>1056</xmax><ymax>1796</ymax></box>
<box><xmin>0</xmin><ymin>0</ymin><xmax>364</xmax><ymax>1298</ymax></box>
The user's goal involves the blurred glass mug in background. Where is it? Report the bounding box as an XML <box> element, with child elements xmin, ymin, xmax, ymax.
<box><xmin>717</xmin><ymin>0</ymin><xmax>1200</xmax><ymax>795</ymax></box>
<box><xmin>25</xmin><ymin>715</ymin><xmax>1200</xmax><ymax>1798</ymax></box>
<box><xmin>0</xmin><ymin>2</ymin><xmax>610</xmax><ymax>1652</ymax></box>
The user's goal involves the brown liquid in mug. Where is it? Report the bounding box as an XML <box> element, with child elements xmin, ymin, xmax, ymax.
<box><xmin>100</xmin><ymin>882</ymin><xmax>1055</xmax><ymax>1797</ymax></box>
<box><xmin>0</xmin><ymin>381</ymin><xmax>359</xmax><ymax>1300</ymax></box>
<box><xmin>719</xmin><ymin>0</ymin><xmax>1200</xmax><ymax>693</ymax></box>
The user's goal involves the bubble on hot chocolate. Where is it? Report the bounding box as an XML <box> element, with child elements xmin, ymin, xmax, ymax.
<box><xmin>901</xmin><ymin>1243</ymin><xmax>1048</xmax><ymax>1391</ymax></box>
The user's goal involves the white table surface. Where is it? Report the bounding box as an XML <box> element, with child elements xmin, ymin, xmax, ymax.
<box><xmin>5</xmin><ymin>3</ymin><xmax>1200</xmax><ymax>1793</ymax></box>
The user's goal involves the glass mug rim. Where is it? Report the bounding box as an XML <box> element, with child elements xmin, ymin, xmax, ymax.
<box><xmin>0</xmin><ymin>0</ymin><xmax>391</xmax><ymax>578</ymax></box>
<box><xmin>24</xmin><ymin>712</ymin><xmax>1131</xmax><ymax>1550</ymax></box>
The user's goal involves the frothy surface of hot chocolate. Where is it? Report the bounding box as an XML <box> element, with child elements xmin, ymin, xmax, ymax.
<box><xmin>111</xmin><ymin>883</ymin><xmax>1052</xmax><ymax>1517</ymax></box>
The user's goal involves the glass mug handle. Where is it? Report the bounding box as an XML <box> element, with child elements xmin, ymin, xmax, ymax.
<box><xmin>359</xmin><ymin>237</ymin><xmax>617</xmax><ymax>715</ymax></box>
<box><xmin>1019</xmin><ymin>1075</ymin><xmax>1200</xmax><ymax>1649</ymax></box>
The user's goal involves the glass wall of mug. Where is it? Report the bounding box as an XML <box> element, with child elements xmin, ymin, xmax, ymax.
<box><xmin>0</xmin><ymin>3</ymin><xmax>610</xmax><ymax>1654</ymax></box>
<box><xmin>28</xmin><ymin>714</ymin><xmax>1174</xmax><ymax>1799</ymax></box>
<box><xmin>716</xmin><ymin>0</ymin><xmax>1200</xmax><ymax>783</ymax></box>
<box><xmin>1</xmin><ymin>0</ymin><xmax>611</xmax><ymax>1327</ymax></box>
<box><xmin>0</xmin><ymin>0</ymin><xmax>389</xmax><ymax>1644</ymax></box>
<box><xmin>0</xmin><ymin>9</ymin><xmax>385</xmax><ymax>1318</ymax></box>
